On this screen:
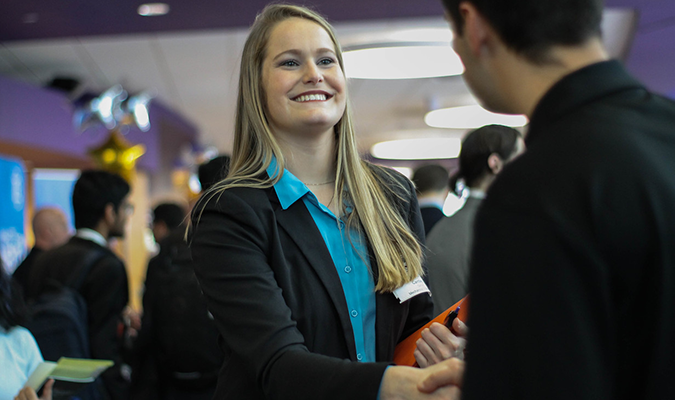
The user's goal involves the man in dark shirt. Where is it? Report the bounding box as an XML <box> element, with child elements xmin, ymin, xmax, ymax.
<box><xmin>418</xmin><ymin>0</ymin><xmax>675</xmax><ymax>398</ymax></box>
<box><xmin>27</xmin><ymin>170</ymin><xmax>132</xmax><ymax>400</ymax></box>
<box><xmin>411</xmin><ymin>164</ymin><xmax>449</xmax><ymax>236</ymax></box>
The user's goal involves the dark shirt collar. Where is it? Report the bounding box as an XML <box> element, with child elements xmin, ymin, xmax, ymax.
<box><xmin>527</xmin><ymin>60</ymin><xmax>645</xmax><ymax>146</ymax></box>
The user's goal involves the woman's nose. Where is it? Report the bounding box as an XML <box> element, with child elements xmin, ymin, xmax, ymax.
<box><xmin>303</xmin><ymin>63</ymin><xmax>323</xmax><ymax>84</ymax></box>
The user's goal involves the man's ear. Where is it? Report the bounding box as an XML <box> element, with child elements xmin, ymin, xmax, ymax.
<box><xmin>459</xmin><ymin>2</ymin><xmax>491</xmax><ymax>57</ymax></box>
<box><xmin>104</xmin><ymin>203</ymin><xmax>116</xmax><ymax>225</ymax></box>
<box><xmin>487</xmin><ymin>153</ymin><xmax>504</xmax><ymax>174</ymax></box>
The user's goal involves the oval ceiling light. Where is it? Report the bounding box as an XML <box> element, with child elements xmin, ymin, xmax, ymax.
<box><xmin>343</xmin><ymin>43</ymin><xmax>464</xmax><ymax>80</ymax></box>
<box><xmin>385</xmin><ymin>28</ymin><xmax>453</xmax><ymax>43</ymax></box>
<box><xmin>138</xmin><ymin>3</ymin><xmax>170</xmax><ymax>17</ymax></box>
<box><xmin>425</xmin><ymin>105</ymin><xmax>528</xmax><ymax>129</ymax></box>
<box><xmin>371</xmin><ymin>138</ymin><xmax>462</xmax><ymax>160</ymax></box>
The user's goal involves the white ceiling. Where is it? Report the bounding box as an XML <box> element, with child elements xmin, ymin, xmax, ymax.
<box><xmin>0</xmin><ymin>10</ymin><xmax>637</xmax><ymax>157</ymax></box>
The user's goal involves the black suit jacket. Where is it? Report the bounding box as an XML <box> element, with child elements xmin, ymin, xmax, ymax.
<box><xmin>189</xmin><ymin>165</ymin><xmax>433</xmax><ymax>400</ymax></box>
<box><xmin>463</xmin><ymin>61</ymin><xmax>675</xmax><ymax>400</ymax></box>
<box><xmin>26</xmin><ymin>236</ymin><xmax>130</xmax><ymax>400</ymax></box>
<box><xmin>420</xmin><ymin>206</ymin><xmax>445</xmax><ymax>236</ymax></box>
<box><xmin>12</xmin><ymin>247</ymin><xmax>43</xmax><ymax>296</ymax></box>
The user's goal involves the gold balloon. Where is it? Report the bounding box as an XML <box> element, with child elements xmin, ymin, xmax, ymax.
<box><xmin>89</xmin><ymin>130</ymin><xmax>145</xmax><ymax>181</ymax></box>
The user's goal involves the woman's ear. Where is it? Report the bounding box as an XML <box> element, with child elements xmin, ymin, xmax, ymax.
<box><xmin>487</xmin><ymin>153</ymin><xmax>504</xmax><ymax>174</ymax></box>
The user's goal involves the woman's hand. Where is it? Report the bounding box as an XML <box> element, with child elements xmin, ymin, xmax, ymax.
<box><xmin>380</xmin><ymin>359</ymin><xmax>464</xmax><ymax>400</ymax></box>
<box><xmin>414</xmin><ymin>318</ymin><xmax>468</xmax><ymax>368</ymax></box>
<box><xmin>14</xmin><ymin>379</ymin><xmax>54</xmax><ymax>400</ymax></box>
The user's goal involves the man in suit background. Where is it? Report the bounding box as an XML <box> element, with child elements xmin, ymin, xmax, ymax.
<box><xmin>411</xmin><ymin>164</ymin><xmax>449</xmax><ymax>236</ymax></box>
<box><xmin>27</xmin><ymin>170</ymin><xmax>132</xmax><ymax>399</ymax></box>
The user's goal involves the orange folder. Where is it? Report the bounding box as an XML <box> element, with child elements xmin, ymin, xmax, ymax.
<box><xmin>393</xmin><ymin>295</ymin><xmax>469</xmax><ymax>366</ymax></box>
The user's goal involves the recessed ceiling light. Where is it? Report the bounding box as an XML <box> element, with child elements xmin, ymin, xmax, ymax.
<box><xmin>425</xmin><ymin>105</ymin><xmax>528</xmax><ymax>129</ymax></box>
<box><xmin>371</xmin><ymin>138</ymin><xmax>462</xmax><ymax>160</ymax></box>
<box><xmin>385</xmin><ymin>28</ymin><xmax>453</xmax><ymax>43</ymax></box>
<box><xmin>343</xmin><ymin>43</ymin><xmax>464</xmax><ymax>80</ymax></box>
<box><xmin>138</xmin><ymin>3</ymin><xmax>170</xmax><ymax>17</ymax></box>
<box><xmin>389</xmin><ymin>166</ymin><xmax>413</xmax><ymax>178</ymax></box>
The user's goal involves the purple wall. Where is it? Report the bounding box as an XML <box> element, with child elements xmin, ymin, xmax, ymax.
<box><xmin>0</xmin><ymin>75</ymin><xmax>197</xmax><ymax>171</ymax></box>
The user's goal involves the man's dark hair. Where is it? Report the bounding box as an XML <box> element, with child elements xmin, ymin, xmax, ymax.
<box><xmin>451</xmin><ymin>124</ymin><xmax>521</xmax><ymax>192</ymax></box>
<box><xmin>412</xmin><ymin>164</ymin><xmax>450</xmax><ymax>195</ymax></box>
<box><xmin>197</xmin><ymin>155</ymin><xmax>231</xmax><ymax>192</ymax></box>
<box><xmin>153</xmin><ymin>203</ymin><xmax>186</xmax><ymax>230</ymax></box>
<box><xmin>442</xmin><ymin>0</ymin><xmax>604</xmax><ymax>63</ymax></box>
<box><xmin>72</xmin><ymin>170</ymin><xmax>130</xmax><ymax>229</ymax></box>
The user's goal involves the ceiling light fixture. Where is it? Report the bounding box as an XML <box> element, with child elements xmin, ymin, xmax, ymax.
<box><xmin>425</xmin><ymin>105</ymin><xmax>528</xmax><ymax>129</ymax></box>
<box><xmin>138</xmin><ymin>3</ymin><xmax>170</xmax><ymax>17</ymax></box>
<box><xmin>343</xmin><ymin>42</ymin><xmax>464</xmax><ymax>80</ymax></box>
<box><xmin>371</xmin><ymin>138</ymin><xmax>462</xmax><ymax>160</ymax></box>
<box><xmin>385</xmin><ymin>28</ymin><xmax>453</xmax><ymax>43</ymax></box>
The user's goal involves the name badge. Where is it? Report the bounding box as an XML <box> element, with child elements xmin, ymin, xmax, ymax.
<box><xmin>393</xmin><ymin>276</ymin><xmax>430</xmax><ymax>303</ymax></box>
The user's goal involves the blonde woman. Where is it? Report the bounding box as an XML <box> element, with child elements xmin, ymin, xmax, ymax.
<box><xmin>190</xmin><ymin>4</ymin><xmax>463</xmax><ymax>399</ymax></box>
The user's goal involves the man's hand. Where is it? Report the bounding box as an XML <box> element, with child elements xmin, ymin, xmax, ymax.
<box><xmin>418</xmin><ymin>358</ymin><xmax>465</xmax><ymax>394</ymax></box>
<box><xmin>414</xmin><ymin>318</ymin><xmax>468</xmax><ymax>367</ymax></box>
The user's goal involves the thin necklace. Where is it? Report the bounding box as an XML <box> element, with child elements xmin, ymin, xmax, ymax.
<box><xmin>304</xmin><ymin>179</ymin><xmax>335</xmax><ymax>186</ymax></box>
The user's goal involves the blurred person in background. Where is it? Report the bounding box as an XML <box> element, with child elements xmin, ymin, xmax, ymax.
<box><xmin>26</xmin><ymin>170</ymin><xmax>132</xmax><ymax>400</ymax></box>
<box><xmin>1</xmin><ymin>256</ymin><xmax>54</xmax><ymax>400</ymax></box>
<box><xmin>411</xmin><ymin>165</ymin><xmax>450</xmax><ymax>236</ymax></box>
<box><xmin>150</xmin><ymin>203</ymin><xmax>187</xmax><ymax>247</ymax></box>
<box><xmin>12</xmin><ymin>207</ymin><xmax>71</xmax><ymax>295</ymax></box>
<box><xmin>426</xmin><ymin>125</ymin><xmax>523</xmax><ymax>315</ymax></box>
<box><xmin>133</xmin><ymin>201</ymin><xmax>222</xmax><ymax>400</ymax></box>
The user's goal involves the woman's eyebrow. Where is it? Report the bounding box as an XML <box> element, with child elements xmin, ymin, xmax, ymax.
<box><xmin>272</xmin><ymin>47</ymin><xmax>336</xmax><ymax>62</ymax></box>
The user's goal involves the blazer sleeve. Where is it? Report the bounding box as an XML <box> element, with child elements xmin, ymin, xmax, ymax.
<box><xmin>190</xmin><ymin>189</ymin><xmax>389</xmax><ymax>400</ymax></box>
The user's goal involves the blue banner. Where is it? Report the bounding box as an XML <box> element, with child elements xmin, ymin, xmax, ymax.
<box><xmin>0</xmin><ymin>155</ymin><xmax>26</xmax><ymax>273</ymax></box>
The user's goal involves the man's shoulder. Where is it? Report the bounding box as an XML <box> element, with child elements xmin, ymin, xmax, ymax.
<box><xmin>426</xmin><ymin>208</ymin><xmax>474</xmax><ymax>244</ymax></box>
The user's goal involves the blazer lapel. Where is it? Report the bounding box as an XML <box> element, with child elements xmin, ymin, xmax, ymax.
<box><xmin>271</xmin><ymin>190</ymin><xmax>358</xmax><ymax>360</ymax></box>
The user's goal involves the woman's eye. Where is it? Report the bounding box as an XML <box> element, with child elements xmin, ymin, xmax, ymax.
<box><xmin>280</xmin><ymin>60</ymin><xmax>299</xmax><ymax>67</ymax></box>
<box><xmin>318</xmin><ymin>58</ymin><xmax>334</xmax><ymax>66</ymax></box>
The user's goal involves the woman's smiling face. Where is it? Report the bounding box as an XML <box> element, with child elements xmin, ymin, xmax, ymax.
<box><xmin>261</xmin><ymin>17</ymin><xmax>346</xmax><ymax>140</ymax></box>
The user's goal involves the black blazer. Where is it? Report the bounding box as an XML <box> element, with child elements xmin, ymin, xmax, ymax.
<box><xmin>189</xmin><ymin>165</ymin><xmax>433</xmax><ymax>400</ymax></box>
<box><xmin>420</xmin><ymin>206</ymin><xmax>445</xmax><ymax>236</ymax></box>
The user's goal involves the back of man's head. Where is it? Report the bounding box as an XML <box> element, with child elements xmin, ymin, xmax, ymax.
<box><xmin>72</xmin><ymin>170</ymin><xmax>130</xmax><ymax>230</ymax></box>
<box><xmin>32</xmin><ymin>207</ymin><xmax>70</xmax><ymax>250</ymax></box>
<box><xmin>442</xmin><ymin>0</ymin><xmax>603</xmax><ymax>63</ymax></box>
<box><xmin>412</xmin><ymin>164</ymin><xmax>450</xmax><ymax>195</ymax></box>
<box><xmin>198</xmin><ymin>155</ymin><xmax>231</xmax><ymax>192</ymax></box>
<box><xmin>153</xmin><ymin>203</ymin><xmax>186</xmax><ymax>231</ymax></box>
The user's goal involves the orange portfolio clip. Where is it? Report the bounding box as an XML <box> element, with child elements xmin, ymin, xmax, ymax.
<box><xmin>392</xmin><ymin>295</ymin><xmax>470</xmax><ymax>366</ymax></box>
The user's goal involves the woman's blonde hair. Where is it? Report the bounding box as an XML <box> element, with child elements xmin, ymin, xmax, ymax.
<box><xmin>196</xmin><ymin>3</ymin><xmax>423</xmax><ymax>292</ymax></box>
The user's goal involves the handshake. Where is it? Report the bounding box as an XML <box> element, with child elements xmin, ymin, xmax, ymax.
<box><xmin>381</xmin><ymin>317</ymin><xmax>468</xmax><ymax>400</ymax></box>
